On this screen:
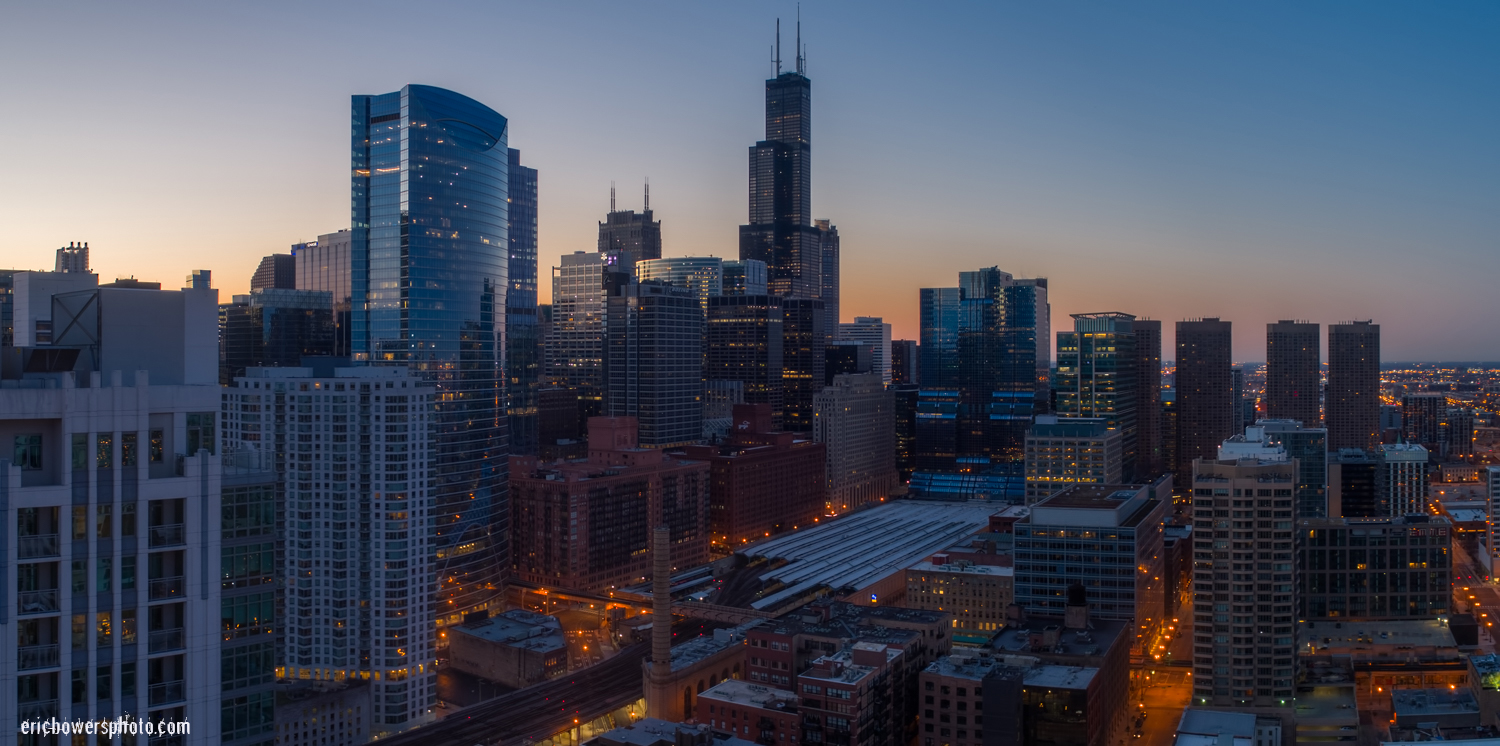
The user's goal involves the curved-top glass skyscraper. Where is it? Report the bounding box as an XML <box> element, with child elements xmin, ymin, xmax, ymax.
<box><xmin>351</xmin><ymin>85</ymin><xmax>509</xmax><ymax>628</ymax></box>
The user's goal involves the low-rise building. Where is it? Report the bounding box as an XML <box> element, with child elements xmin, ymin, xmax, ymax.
<box><xmin>1392</xmin><ymin>688</ymin><xmax>1481</xmax><ymax>729</ymax></box>
<box><xmin>1171</xmin><ymin>708</ymin><xmax>1281</xmax><ymax>746</ymax></box>
<box><xmin>586</xmin><ymin>717</ymin><xmax>759</xmax><ymax>746</ymax></box>
<box><xmin>905</xmin><ymin>556</ymin><xmax>1014</xmax><ymax>640</ymax></box>
<box><xmin>919</xmin><ymin>650</ymin><xmax>1000</xmax><ymax>746</ymax></box>
<box><xmin>273</xmin><ymin>681</ymin><xmax>373</xmax><ymax>746</ymax></box>
<box><xmin>446</xmin><ymin>610</ymin><xmax>567</xmax><ymax>688</ymax></box>
<box><xmin>697</xmin><ymin>679</ymin><xmax>800</xmax><ymax>743</ymax></box>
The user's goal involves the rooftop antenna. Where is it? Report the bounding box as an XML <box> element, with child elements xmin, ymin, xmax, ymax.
<box><xmin>610</xmin><ymin>181</ymin><xmax>616</xmax><ymax>213</ymax></box>
<box><xmin>775</xmin><ymin>18</ymin><xmax>782</xmax><ymax>75</ymax></box>
<box><xmin>644</xmin><ymin>178</ymin><xmax>650</xmax><ymax>211</ymax></box>
<box><xmin>796</xmin><ymin>5</ymin><xmax>804</xmax><ymax>75</ymax></box>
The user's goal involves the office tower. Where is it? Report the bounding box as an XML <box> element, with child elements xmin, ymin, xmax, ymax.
<box><xmin>892</xmin><ymin>384</ymin><xmax>919</xmax><ymax>482</ymax></box>
<box><xmin>1442</xmin><ymin>407</ymin><xmax>1476</xmax><ymax>459</ymax></box>
<box><xmin>351</xmin><ymin>84</ymin><xmax>509</xmax><ymax>626</ymax></box>
<box><xmin>1327</xmin><ymin>321</ymin><xmax>1381</xmax><ymax>450</ymax></box>
<box><xmin>507</xmin><ymin>148</ymin><xmax>540</xmax><ymax>456</ymax></box>
<box><xmin>250</xmin><ymin>253</ymin><xmax>296</xmax><ymax>291</ymax></box>
<box><xmin>920</xmin><ymin>287</ymin><xmax>962</xmax><ymax>389</ymax></box>
<box><xmin>1255</xmin><ymin>420</ymin><xmax>1328</xmax><ymax>518</ymax></box>
<box><xmin>548</xmin><ymin>251</ymin><xmax>608</xmax><ymax>415</ymax></box>
<box><xmin>597</xmin><ymin>182</ymin><xmax>662</xmax><ymax>266</ymax></box>
<box><xmin>1380</xmin><ymin>443</ymin><xmax>1430</xmax><ymax>515</ymax></box>
<box><xmin>1402</xmin><ymin>393</ymin><xmax>1445</xmax><ymax>453</ymax></box>
<box><xmin>890</xmin><ymin>339</ymin><xmax>917</xmax><ymax>385</ymax></box>
<box><xmin>1264</xmin><ymin>321</ymin><xmax>1320</xmax><ymax>426</ymax></box>
<box><xmin>681</xmin><ymin>404</ymin><xmax>825</xmax><ymax>552</ymax></box>
<box><xmin>1328</xmin><ymin>449</ymin><xmax>1380</xmax><ymax>518</ymax></box>
<box><xmin>635</xmin><ymin>257</ymin><xmax>724</xmax><ymax>311</ymax></box>
<box><xmin>915</xmin><ymin>389</ymin><xmax>962</xmax><ymax>472</ymax></box>
<box><xmin>1174</xmin><ymin>319</ymin><xmax>1234</xmax><ymax>490</ymax></box>
<box><xmin>227</xmin><ymin>366</ymin><xmax>435</xmax><ymax>736</ymax></box>
<box><xmin>1013</xmin><ymin>482</ymin><xmax>1170</xmax><ymax>646</ymax></box>
<box><xmin>536</xmin><ymin>386</ymin><xmax>585</xmax><ymax>461</ymax></box>
<box><xmin>824</xmin><ymin>340</ymin><xmax>870</xmax><ymax>384</ymax></box>
<box><xmin>1023</xmin><ymin>416</ymin><xmax>1124</xmax><ymax>503</ymax></box>
<box><xmin>1056</xmin><ymin>313</ymin><xmax>1139</xmax><ymax>479</ymax></box>
<box><xmin>2</xmin><ymin>271</ymin><xmax>234</xmax><ymax>741</ymax></box>
<box><xmin>1297</xmin><ymin>516</ymin><xmax>1451</xmax><ymax>619</ymax></box>
<box><xmin>293</xmin><ymin>229</ymin><xmax>353</xmax><ymax>357</ymax></box>
<box><xmin>603</xmin><ymin>279</ymin><xmax>703</xmax><ymax>447</ymax></box>
<box><xmin>509</xmin><ymin>417</ymin><xmax>710</xmax><ymax>591</ymax></box>
<box><xmin>955</xmin><ymin>269</ymin><xmax>1050</xmax><ymax>464</ymax></box>
<box><xmin>219</xmin><ymin>288</ymin><xmax>335</xmax><ymax>384</ymax></box>
<box><xmin>738</xmin><ymin>27</ymin><xmax>840</xmax><ymax>332</ymax></box>
<box><xmin>705</xmin><ymin>294</ymin><xmax>783</xmax><ymax>424</ymax></box>
<box><xmin>54</xmin><ymin>241</ymin><xmax>89</xmax><ymax>273</ymax></box>
<box><xmin>837</xmin><ymin>317</ymin><xmax>891</xmax><ymax>385</ymax></box>
<box><xmin>813</xmin><ymin>372</ymin><xmax>897</xmax><ymax>512</ymax></box>
<box><xmin>721</xmin><ymin>259</ymin><xmax>769</xmax><ymax>296</ymax></box>
<box><xmin>1133</xmin><ymin>319</ymin><xmax>1164</xmax><ymax>479</ymax></box>
<box><xmin>780</xmin><ymin>298</ymin><xmax>826</xmax><ymax>432</ymax></box>
<box><xmin>1189</xmin><ymin>455</ymin><xmax>1297</xmax><ymax>708</ymax></box>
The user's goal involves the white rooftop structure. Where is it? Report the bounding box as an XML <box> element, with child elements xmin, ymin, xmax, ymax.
<box><xmin>739</xmin><ymin>501</ymin><xmax>999</xmax><ymax>610</ymax></box>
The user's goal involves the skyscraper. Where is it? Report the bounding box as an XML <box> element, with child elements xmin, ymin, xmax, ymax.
<box><xmin>705</xmin><ymin>294</ymin><xmax>784</xmax><ymax>425</ymax></box>
<box><xmin>1174</xmin><ymin>318</ymin><xmax>1234</xmax><ymax>488</ymax></box>
<box><xmin>738</xmin><ymin>23</ymin><xmax>839</xmax><ymax>336</ymax></box>
<box><xmin>1055</xmin><ymin>312</ymin><xmax>1138</xmax><ymax>479</ymax></box>
<box><xmin>722</xmin><ymin>259</ymin><xmax>769</xmax><ymax>296</ymax></box>
<box><xmin>956</xmin><ymin>269</ymin><xmax>1049</xmax><ymax>465</ymax></box>
<box><xmin>219</xmin><ymin>288</ymin><xmax>335</xmax><ymax>384</ymax></box>
<box><xmin>507</xmin><ymin>148</ymin><xmax>541</xmax><ymax>455</ymax></box>
<box><xmin>890</xmin><ymin>339</ymin><xmax>918</xmax><ymax>385</ymax></box>
<box><xmin>814</xmin><ymin>372</ymin><xmax>898</xmax><ymax>512</ymax></box>
<box><xmin>1401</xmin><ymin>393</ymin><xmax>1444</xmax><ymax>453</ymax></box>
<box><xmin>837</xmin><ymin>316</ymin><xmax>891</xmax><ymax>385</ymax></box>
<box><xmin>547</xmin><ymin>251</ymin><xmax>609</xmax><ymax>416</ymax></box>
<box><xmin>1132</xmin><ymin>319</ymin><xmax>1164</xmax><ymax>479</ymax></box>
<box><xmin>781</xmin><ymin>298</ymin><xmax>827</xmax><ymax>432</ymax></box>
<box><xmin>603</xmin><ymin>279</ymin><xmax>703</xmax><ymax>447</ymax></box>
<box><xmin>919</xmin><ymin>287</ymin><xmax>961</xmax><ymax>389</ymax></box>
<box><xmin>351</xmin><ymin>84</ymin><xmax>509</xmax><ymax>627</ymax></box>
<box><xmin>250</xmin><ymin>253</ymin><xmax>296</xmax><ymax>290</ymax></box>
<box><xmin>1327</xmin><ymin>321</ymin><xmax>1381</xmax><ymax>451</ymax></box>
<box><xmin>293</xmin><ymin>229</ymin><xmax>353</xmax><ymax>357</ymax></box>
<box><xmin>1265</xmin><ymin>321</ymin><xmax>1320</xmax><ymax>427</ymax></box>
<box><xmin>54</xmin><ymin>241</ymin><xmax>89</xmax><ymax>272</ymax></box>
<box><xmin>635</xmin><ymin>257</ymin><xmax>725</xmax><ymax>310</ymax></box>
<box><xmin>598</xmin><ymin>183</ymin><xmax>662</xmax><ymax>266</ymax></box>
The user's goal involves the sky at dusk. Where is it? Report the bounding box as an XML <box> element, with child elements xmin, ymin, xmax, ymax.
<box><xmin>3</xmin><ymin>1</ymin><xmax>1497</xmax><ymax>361</ymax></box>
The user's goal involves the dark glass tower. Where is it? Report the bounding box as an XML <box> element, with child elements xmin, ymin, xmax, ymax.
<box><xmin>781</xmin><ymin>297</ymin><xmax>826</xmax><ymax>432</ymax></box>
<box><xmin>1327</xmin><ymin>321</ymin><xmax>1381</xmax><ymax>450</ymax></box>
<box><xmin>1173</xmin><ymin>318</ymin><xmax>1234</xmax><ymax>486</ymax></box>
<box><xmin>604</xmin><ymin>279</ymin><xmax>704</xmax><ymax>447</ymax></box>
<box><xmin>351</xmin><ymin>84</ymin><xmax>509</xmax><ymax>625</ymax></box>
<box><xmin>705</xmin><ymin>294</ymin><xmax>784</xmax><ymax>426</ymax></box>
<box><xmin>1056</xmin><ymin>312</ymin><xmax>1139</xmax><ymax>479</ymax></box>
<box><xmin>1132</xmin><ymin>319</ymin><xmax>1164</xmax><ymax>479</ymax></box>
<box><xmin>739</xmin><ymin>26</ymin><xmax>839</xmax><ymax>338</ymax></box>
<box><xmin>219</xmin><ymin>289</ymin><xmax>335</xmax><ymax>384</ymax></box>
<box><xmin>919</xmin><ymin>287</ymin><xmax>962</xmax><ymax>389</ymax></box>
<box><xmin>1266</xmin><ymin>320</ymin><xmax>1321</xmax><ymax>427</ymax></box>
<box><xmin>957</xmin><ymin>268</ymin><xmax>1048</xmax><ymax>464</ymax></box>
<box><xmin>508</xmin><ymin>148</ymin><xmax>540</xmax><ymax>456</ymax></box>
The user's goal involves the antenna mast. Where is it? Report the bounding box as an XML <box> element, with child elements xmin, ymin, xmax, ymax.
<box><xmin>796</xmin><ymin>5</ymin><xmax>804</xmax><ymax>74</ymax></box>
<box><xmin>775</xmin><ymin>18</ymin><xmax>781</xmax><ymax>75</ymax></box>
<box><xmin>610</xmin><ymin>181</ymin><xmax>616</xmax><ymax>213</ymax></box>
<box><xmin>644</xmin><ymin>178</ymin><xmax>650</xmax><ymax>211</ymax></box>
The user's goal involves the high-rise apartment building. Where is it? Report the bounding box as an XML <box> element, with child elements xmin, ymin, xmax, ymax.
<box><xmin>1401</xmin><ymin>393</ymin><xmax>1445</xmax><ymax>454</ymax></box>
<box><xmin>813</xmin><ymin>373</ymin><xmax>898</xmax><ymax>513</ymax></box>
<box><xmin>226</xmin><ymin>365</ymin><xmax>436</xmax><ymax>735</ymax></box>
<box><xmin>780</xmin><ymin>298</ymin><xmax>826</xmax><ymax>432</ymax></box>
<box><xmin>890</xmin><ymin>339</ymin><xmax>917</xmax><ymax>385</ymax></box>
<box><xmin>1264</xmin><ymin>321</ymin><xmax>1320</xmax><ymax>427</ymax></box>
<box><xmin>1174</xmin><ymin>319</ymin><xmax>1234</xmax><ymax>490</ymax></box>
<box><xmin>1380</xmin><ymin>443</ymin><xmax>1430</xmax><ymax>516</ymax></box>
<box><xmin>837</xmin><ymin>317</ymin><xmax>891</xmax><ymax>386</ymax></box>
<box><xmin>507</xmin><ymin>149</ymin><xmax>540</xmax><ymax>456</ymax></box>
<box><xmin>509</xmin><ymin>417</ymin><xmax>710</xmax><ymax>591</ymax></box>
<box><xmin>1219</xmin><ymin>420</ymin><xmax>1329</xmax><ymax>519</ymax></box>
<box><xmin>737</xmin><ymin>34</ymin><xmax>839</xmax><ymax>338</ymax></box>
<box><xmin>603</xmin><ymin>280</ymin><xmax>703</xmax><ymax>448</ymax></box>
<box><xmin>547</xmin><ymin>251</ymin><xmax>609</xmax><ymax>417</ymax></box>
<box><xmin>597</xmin><ymin>184</ymin><xmax>661</xmax><ymax>266</ymax></box>
<box><xmin>1297</xmin><ymin>515</ymin><xmax>1451</xmax><ymax>620</ymax></box>
<box><xmin>2</xmin><ymin>270</ymin><xmax>239</xmax><ymax>742</ymax></box>
<box><xmin>250</xmin><ymin>254</ymin><xmax>296</xmax><ymax>291</ymax></box>
<box><xmin>1023</xmin><ymin>416</ymin><xmax>1124</xmax><ymax>503</ymax></box>
<box><xmin>54</xmin><ymin>241</ymin><xmax>89</xmax><ymax>273</ymax></box>
<box><xmin>219</xmin><ymin>289</ymin><xmax>335</xmax><ymax>385</ymax></box>
<box><xmin>705</xmin><ymin>294</ymin><xmax>784</xmax><ymax>424</ymax></box>
<box><xmin>1133</xmin><ymin>320</ymin><xmax>1164</xmax><ymax>479</ymax></box>
<box><xmin>1189</xmin><ymin>455</ymin><xmax>1297</xmax><ymax>708</ymax></box>
<box><xmin>1056</xmin><ymin>313</ymin><xmax>1138</xmax><ymax>479</ymax></box>
<box><xmin>1327</xmin><ymin>321</ymin><xmax>1381</xmax><ymax>450</ymax></box>
<box><xmin>292</xmin><ymin>230</ymin><xmax>353</xmax><ymax>358</ymax></box>
<box><xmin>351</xmin><ymin>84</ymin><xmax>510</xmax><ymax>625</ymax></box>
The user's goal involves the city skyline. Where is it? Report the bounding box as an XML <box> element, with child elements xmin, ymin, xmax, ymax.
<box><xmin>4</xmin><ymin>2</ymin><xmax>1498</xmax><ymax>360</ymax></box>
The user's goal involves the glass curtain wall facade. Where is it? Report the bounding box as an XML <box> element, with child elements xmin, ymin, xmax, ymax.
<box><xmin>705</xmin><ymin>295</ymin><xmax>784</xmax><ymax>427</ymax></box>
<box><xmin>1056</xmin><ymin>313</ymin><xmax>1139</xmax><ymax>480</ymax></box>
<box><xmin>507</xmin><ymin>148</ymin><xmax>540</xmax><ymax>456</ymax></box>
<box><xmin>350</xmin><ymin>84</ymin><xmax>509</xmax><ymax>626</ymax></box>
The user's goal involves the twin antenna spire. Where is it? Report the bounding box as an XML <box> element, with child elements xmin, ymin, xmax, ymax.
<box><xmin>773</xmin><ymin>7</ymin><xmax>806</xmax><ymax>76</ymax></box>
<box><xmin>608</xmin><ymin>179</ymin><xmax>651</xmax><ymax>213</ymax></box>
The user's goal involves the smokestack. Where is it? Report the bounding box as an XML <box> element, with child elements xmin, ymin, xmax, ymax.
<box><xmin>651</xmin><ymin>525</ymin><xmax>671</xmax><ymax>680</ymax></box>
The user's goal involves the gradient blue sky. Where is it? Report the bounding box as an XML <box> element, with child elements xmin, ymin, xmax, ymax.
<box><xmin>3</xmin><ymin>1</ymin><xmax>1496</xmax><ymax>360</ymax></box>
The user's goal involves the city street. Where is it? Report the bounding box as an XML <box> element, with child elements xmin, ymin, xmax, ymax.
<box><xmin>1133</xmin><ymin>668</ymin><xmax>1192</xmax><ymax>746</ymax></box>
<box><xmin>1454</xmin><ymin>541</ymin><xmax>1500</xmax><ymax>652</ymax></box>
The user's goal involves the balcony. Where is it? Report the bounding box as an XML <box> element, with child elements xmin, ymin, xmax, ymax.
<box><xmin>148</xmin><ymin>681</ymin><xmax>185</xmax><ymax>706</ymax></box>
<box><xmin>17</xmin><ymin>699</ymin><xmax>58</xmax><ymax>721</ymax></box>
<box><xmin>149</xmin><ymin>524</ymin><xmax>185</xmax><ymax>548</ymax></box>
<box><xmin>18</xmin><ymin>644</ymin><xmax>59</xmax><ymax>670</ymax></box>
<box><xmin>149</xmin><ymin>628</ymin><xmax>185</xmax><ymax>654</ymax></box>
<box><xmin>149</xmin><ymin>576</ymin><xmax>185</xmax><ymax>601</ymax></box>
<box><xmin>18</xmin><ymin>590</ymin><xmax>59</xmax><ymax>615</ymax></box>
<box><xmin>18</xmin><ymin>535</ymin><xmax>59</xmax><ymax>559</ymax></box>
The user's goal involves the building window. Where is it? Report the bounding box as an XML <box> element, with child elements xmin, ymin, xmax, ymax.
<box><xmin>13</xmin><ymin>434</ymin><xmax>42</xmax><ymax>470</ymax></box>
<box><xmin>149</xmin><ymin>429</ymin><xmax>165</xmax><ymax>463</ymax></box>
<box><xmin>71</xmin><ymin>434</ymin><xmax>88</xmax><ymax>470</ymax></box>
<box><xmin>97</xmin><ymin>433</ymin><xmax>113</xmax><ymax>469</ymax></box>
<box><xmin>122</xmin><ymin>432</ymin><xmax>138</xmax><ymax>467</ymax></box>
<box><xmin>97</xmin><ymin>504</ymin><xmax>111</xmax><ymax>538</ymax></box>
<box><xmin>187</xmin><ymin>413</ymin><xmax>216</xmax><ymax>455</ymax></box>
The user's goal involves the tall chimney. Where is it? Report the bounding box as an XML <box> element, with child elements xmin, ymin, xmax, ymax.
<box><xmin>651</xmin><ymin>524</ymin><xmax>672</xmax><ymax>680</ymax></box>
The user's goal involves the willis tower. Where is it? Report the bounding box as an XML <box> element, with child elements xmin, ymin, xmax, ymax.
<box><xmin>740</xmin><ymin>18</ymin><xmax>840</xmax><ymax>336</ymax></box>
